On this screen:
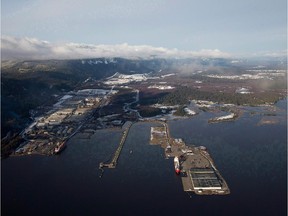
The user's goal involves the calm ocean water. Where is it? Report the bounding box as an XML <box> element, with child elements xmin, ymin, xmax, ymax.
<box><xmin>2</xmin><ymin>100</ymin><xmax>287</xmax><ymax>216</ymax></box>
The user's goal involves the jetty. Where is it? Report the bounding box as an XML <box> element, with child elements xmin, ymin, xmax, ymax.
<box><xmin>99</xmin><ymin>121</ymin><xmax>132</xmax><ymax>169</ymax></box>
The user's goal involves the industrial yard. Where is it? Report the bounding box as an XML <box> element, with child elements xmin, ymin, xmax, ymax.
<box><xmin>13</xmin><ymin>88</ymin><xmax>118</xmax><ymax>156</ymax></box>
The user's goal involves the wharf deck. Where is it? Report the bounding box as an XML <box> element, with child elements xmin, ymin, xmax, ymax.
<box><xmin>150</xmin><ymin>122</ymin><xmax>230</xmax><ymax>195</ymax></box>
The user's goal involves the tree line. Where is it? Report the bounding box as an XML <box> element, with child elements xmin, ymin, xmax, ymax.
<box><xmin>158</xmin><ymin>86</ymin><xmax>283</xmax><ymax>106</ymax></box>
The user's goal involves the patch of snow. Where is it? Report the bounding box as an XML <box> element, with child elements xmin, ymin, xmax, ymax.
<box><xmin>60</xmin><ymin>95</ymin><xmax>72</xmax><ymax>100</ymax></box>
<box><xmin>152</xmin><ymin>104</ymin><xmax>178</xmax><ymax>109</ymax></box>
<box><xmin>184</xmin><ymin>108</ymin><xmax>196</xmax><ymax>115</ymax></box>
<box><xmin>161</xmin><ymin>73</ymin><xmax>175</xmax><ymax>78</ymax></box>
<box><xmin>104</xmin><ymin>73</ymin><xmax>148</xmax><ymax>85</ymax></box>
<box><xmin>193</xmin><ymin>100</ymin><xmax>215</xmax><ymax>108</ymax></box>
<box><xmin>214</xmin><ymin>113</ymin><xmax>235</xmax><ymax>120</ymax></box>
<box><xmin>235</xmin><ymin>87</ymin><xmax>252</xmax><ymax>94</ymax></box>
<box><xmin>83</xmin><ymin>77</ymin><xmax>91</xmax><ymax>83</ymax></box>
<box><xmin>54</xmin><ymin>95</ymin><xmax>73</xmax><ymax>107</ymax></box>
<box><xmin>148</xmin><ymin>85</ymin><xmax>175</xmax><ymax>90</ymax></box>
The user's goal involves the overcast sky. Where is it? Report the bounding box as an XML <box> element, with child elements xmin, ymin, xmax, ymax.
<box><xmin>1</xmin><ymin>0</ymin><xmax>287</xmax><ymax>57</ymax></box>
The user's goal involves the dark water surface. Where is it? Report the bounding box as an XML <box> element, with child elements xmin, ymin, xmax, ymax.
<box><xmin>2</xmin><ymin>100</ymin><xmax>287</xmax><ymax>216</ymax></box>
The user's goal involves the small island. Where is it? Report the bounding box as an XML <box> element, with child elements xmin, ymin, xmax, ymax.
<box><xmin>208</xmin><ymin>112</ymin><xmax>239</xmax><ymax>123</ymax></box>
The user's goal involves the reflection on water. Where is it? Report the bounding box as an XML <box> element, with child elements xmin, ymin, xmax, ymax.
<box><xmin>2</xmin><ymin>100</ymin><xmax>287</xmax><ymax>216</ymax></box>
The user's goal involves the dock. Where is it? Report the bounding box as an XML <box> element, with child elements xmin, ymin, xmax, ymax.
<box><xmin>150</xmin><ymin>121</ymin><xmax>230</xmax><ymax>195</ymax></box>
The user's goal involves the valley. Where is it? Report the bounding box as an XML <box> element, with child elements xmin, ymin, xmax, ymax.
<box><xmin>1</xmin><ymin>57</ymin><xmax>287</xmax><ymax>157</ymax></box>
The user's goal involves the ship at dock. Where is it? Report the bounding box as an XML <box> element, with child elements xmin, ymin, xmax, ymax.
<box><xmin>54</xmin><ymin>141</ymin><xmax>66</xmax><ymax>154</ymax></box>
<box><xmin>174</xmin><ymin>156</ymin><xmax>180</xmax><ymax>175</ymax></box>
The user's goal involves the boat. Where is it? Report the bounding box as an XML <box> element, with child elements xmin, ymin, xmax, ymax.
<box><xmin>54</xmin><ymin>141</ymin><xmax>66</xmax><ymax>154</ymax></box>
<box><xmin>174</xmin><ymin>156</ymin><xmax>180</xmax><ymax>175</ymax></box>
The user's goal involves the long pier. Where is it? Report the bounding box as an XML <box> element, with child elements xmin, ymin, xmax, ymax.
<box><xmin>99</xmin><ymin>121</ymin><xmax>132</xmax><ymax>169</ymax></box>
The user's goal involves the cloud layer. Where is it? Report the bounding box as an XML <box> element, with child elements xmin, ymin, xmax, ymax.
<box><xmin>1</xmin><ymin>35</ymin><xmax>231</xmax><ymax>60</ymax></box>
<box><xmin>2</xmin><ymin>0</ymin><xmax>286</xmax><ymax>54</ymax></box>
